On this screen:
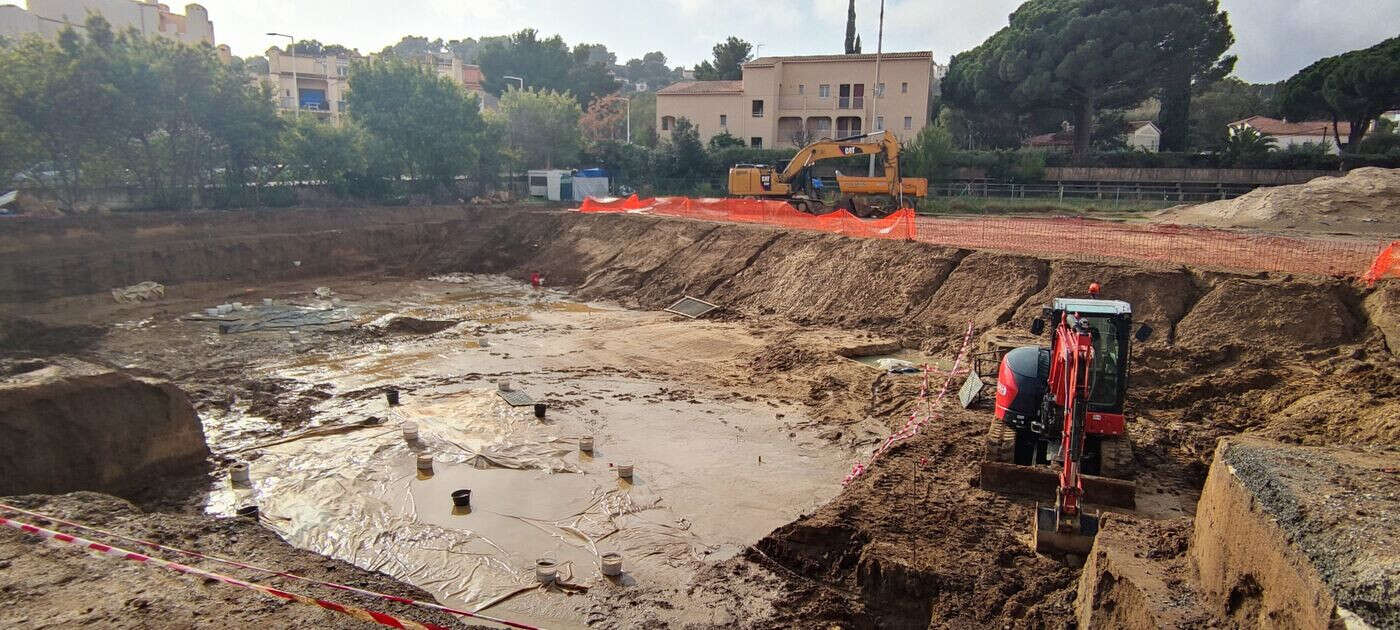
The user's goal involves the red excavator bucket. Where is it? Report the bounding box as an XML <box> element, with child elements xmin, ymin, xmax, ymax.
<box><xmin>1032</xmin><ymin>504</ymin><xmax>1099</xmax><ymax>555</ymax></box>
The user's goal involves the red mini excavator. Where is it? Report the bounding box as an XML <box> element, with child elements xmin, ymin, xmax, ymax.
<box><xmin>981</xmin><ymin>284</ymin><xmax>1153</xmax><ymax>554</ymax></box>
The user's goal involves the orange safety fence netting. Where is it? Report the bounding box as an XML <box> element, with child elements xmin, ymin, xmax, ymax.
<box><xmin>577</xmin><ymin>196</ymin><xmax>916</xmax><ymax>240</ymax></box>
<box><xmin>1366</xmin><ymin>241</ymin><xmax>1400</xmax><ymax>286</ymax></box>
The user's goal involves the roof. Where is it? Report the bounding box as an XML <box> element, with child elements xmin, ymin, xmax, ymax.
<box><xmin>461</xmin><ymin>64</ymin><xmax>484</xmax><ymax>85</ymax></box>
<box><xmin>1128</xmin><ymin>120</ymin><xmax>1159</xmax><ymax>133</ymax></box>
<box><xmin>1230</xmin><ymin>116</ymin><xmax>1350</xmax><ymax>137</ymax></box>
<box><xmin>656</xmin><ymin>80</ymin><xmax>744</xmax><ymax>95</ymax></box>
<box><xmin>1026</xmin><ymin>131</ymin><xmax>1073</xmax><ymax>147</ymax></box>
<box><xmin>1054</xmin><ymin>298</ymin><xmax>1132</xmax><ymax>315</ymax></box>
<box><xmin>744</xmin><ymin>51</ymin><xmax>933</xmax><ymax>66</ymax></box>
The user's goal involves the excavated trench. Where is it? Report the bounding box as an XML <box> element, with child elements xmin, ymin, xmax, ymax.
<box><xmin>1</xmin><ymin>205</ymin><xmax>1397</xmax><ymax>628</ymax></box>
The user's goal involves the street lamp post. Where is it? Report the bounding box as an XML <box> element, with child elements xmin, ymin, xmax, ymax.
<box><xmin>267</xmin><ymin>32</ymin><xmax>297</xmax><ymax>119</ymax></box>
<box><xmin>503</xmin><ymin>75</ymin><xmax>524</xmax><ymax>90</ymax></box>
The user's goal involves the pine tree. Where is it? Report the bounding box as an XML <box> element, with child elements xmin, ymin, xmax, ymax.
<box><xmin>844</xmin><ymin>0</ymin><xmax>857</xmax><ymax>54</ymax></box>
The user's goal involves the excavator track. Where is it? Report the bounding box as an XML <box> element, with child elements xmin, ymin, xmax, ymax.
<box><xmin>1098</xmin><ymin>435</ymin><xmax>1136</xmax><ymax>481</ymax></box>
<box><xmin>984</xmin><ymin>418</ymin><xmax>1016</xmax><ymax>465</ymax></box>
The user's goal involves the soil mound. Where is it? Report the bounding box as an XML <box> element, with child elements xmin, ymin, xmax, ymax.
<box><xmin>1175</xmin><ymin>279</ymin><xmax>1357</xmax><ymax>351</ymax></box>
<box><xmin>0</xmin><ymin>361</ymin><xmax>210</xmax><ymax>499</ymax></box>
<box><xmin>1154</xmin><ymin>167</ymin><xmax>1400</xmax><ymax>235</ymax></box>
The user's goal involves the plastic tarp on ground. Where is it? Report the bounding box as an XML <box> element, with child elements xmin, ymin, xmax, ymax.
<box><xmin>578</xmin><ymin>195</ymin><xmax>917</xmax><ymax>240</ymax></box>
<box><xmin>208</xmin><ymin>390</ymin><xmax>704</xmax><ymax>613</ymax></box>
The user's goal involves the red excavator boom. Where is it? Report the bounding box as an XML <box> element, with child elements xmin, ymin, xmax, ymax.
<box><xmin>1033</xmin><ymin>311</ymin><xmax>1101</xmax><ymax>555</ymax></box>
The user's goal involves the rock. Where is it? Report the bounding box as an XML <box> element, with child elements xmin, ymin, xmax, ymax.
<box><xmin>0</xmin><ymin>359</ymin><xmax>210</xmax><ymax>498</ymax></box>
<box><xmin>363</xmin><ymin>314</ymin><xmax>461</xmax><ymax>335</ymax></box>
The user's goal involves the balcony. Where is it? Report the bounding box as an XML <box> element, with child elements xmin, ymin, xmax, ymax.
<box><xmin>777</xmin><ymin>95</ymin><xmax>836</xmax><ymax>112</ymax></box>
<box><xmin>838</xmin><ymin>96</ymin><xmax>864</xmax><ymax>110</ymax></box>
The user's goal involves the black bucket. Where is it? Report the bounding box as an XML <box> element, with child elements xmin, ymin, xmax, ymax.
<box><xmin>386</xmin><ymin>388</ymin><xmax>400</xmax><ymax>407</ymax></box>
<box><xmin>451</xmin><ymin>489</ymin><xmax>472</xmax><ymax>507</ymax></box>
<box><xmin>534</xmin><ymin>403</ymin><xmax>547</xmax><ymax>418</ymax></box>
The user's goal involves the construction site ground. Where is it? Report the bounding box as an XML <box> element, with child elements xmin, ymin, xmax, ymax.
<box><xmin>1</xmin><ymin>205</ymin><xmax>1397</xmax><ymax>628</ymax></box>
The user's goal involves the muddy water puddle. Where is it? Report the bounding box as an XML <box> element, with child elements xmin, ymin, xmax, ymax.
<box><xmin>203</xmin><ymin>274</ymin><xmax>853</xmax><ymax>627</ymax></box>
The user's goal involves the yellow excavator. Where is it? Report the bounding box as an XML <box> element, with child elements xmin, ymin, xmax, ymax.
<box><xmin>727</xmin><ymin>130</ymin><xmax>928</xmax><ymax>216</ymax></box>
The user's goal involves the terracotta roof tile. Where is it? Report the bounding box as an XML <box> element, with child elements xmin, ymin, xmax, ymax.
<box><xmin>657</xmin><ymin>80</ymin><xmax>744</xmax><ymax>95</ymax></box>
<box><xmin>745</xmin><ymin>51</ymin><xmax>932</xmax><ymax>66</ymax></box>
<box><xmin>1230</xmin><ymin>116</ymin><xmax>1350</xmax><ymax>137</ymax></box>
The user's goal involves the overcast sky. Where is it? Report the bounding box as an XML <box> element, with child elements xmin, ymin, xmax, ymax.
<box><xmin>196</xmin><ymin>0</ymin><xmax>1399</xmax><ymax>83</ymax></box>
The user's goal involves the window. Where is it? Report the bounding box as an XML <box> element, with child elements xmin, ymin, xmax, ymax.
<box><xmin>901</xmin><ymin>81</ymin><xmax>908</xmax><ymax>94</ymax></box>
<box><xmin>798</xmin><ymin>84</ymin><xmax>805</xmax><ymax>95</ymax></box>
<box><xmin>750</xmin><ymin>137</ymin><xmax>763</xmax><ymax>148</ymax></box>
<box><xmin>877</xmin><ymin>82</ymin><xmax>885</xmax><ymax>97</ymax></box>
<box><xmin>839</xmin><ymin>84</ymin><xmax>864</xmax><ymax>109</ymax></box>
<box><xmin>661</xmin><ymin>116</ymin><xmax>675</xmax><ymax>131</ymax></box>
<box><xmin>337</xmin><ymin>65</ymin><xmax>348</xmax><ymax>77</ymax></box>
<box><xmin>337</xmin><ymin>100</ymin><xmax>346</xmax><ymax>112</ymax></box>
<box><xmin>903</xmin><ymin>116</ymin><xmax>912</xmax><ymax>130</ymax></box>
<box><xmin>818</xmin><ymin>84</ymin><xmax>830</xmax><ymax>98</ymax></box>
<box><xmin>876</xmin><ymin>116</ymin><xmax>884</xmax><ymax>130</ymax></box>
<box><xmin>719</xmin><ymin>114</ymin><xmax>727</xmax><ymax>127</ymax></box>
<box><xmin>752</xmin><ymin>99</ymin><xmax>764</xmax><ymax>117</ymax></box>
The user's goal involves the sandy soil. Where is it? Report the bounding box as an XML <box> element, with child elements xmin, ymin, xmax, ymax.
<box><xmin>1154</xmin><ymin>167</ymin><xmax>1400</xmax><ymax>236</ymax></box>
<box><xmin>1</xmin><ymin>208</ymin><xmax>1397</xmax><ymax>629</ymax></box>
<box><xmin>0</xmin><ymin>492</ymin><xmax>482</xmax><ymax>630</ymax></box>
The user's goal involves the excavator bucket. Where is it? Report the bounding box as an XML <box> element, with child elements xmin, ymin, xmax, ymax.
<box><xmin>979</xmin><ymin>461</ymin><xmax>1137</xmax><ymax>509</ymax></box>
<box><xmin>1032</xmin><ymin>505</ymin><xmax>1099</xmax><ymax>555</ymax></box>
<box><xmin>980</xmin><ymin>420</ymin><xmax>1136</xmax><ymax>509</ymax></box>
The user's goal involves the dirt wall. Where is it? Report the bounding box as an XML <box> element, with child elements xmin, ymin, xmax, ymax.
<box><xmin>1191</xmin><ymin>438</ymin><xmax>1363</xmax><ymax>628</ymax></box>
<box><xmin>0</xmin><ymin>207</ymin><xmax>561</xmax><ymax>303</ymax></box>
<box><xmin>0</xmin><ymin>361</ymin><xmax>210</xmax><ymax>499</ymax></box>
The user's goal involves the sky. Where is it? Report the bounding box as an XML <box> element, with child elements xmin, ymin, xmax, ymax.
<box><xmin>196</xmin><ymin>0</ymin><xmax>1400</xmax><ymax>83</ymax></box>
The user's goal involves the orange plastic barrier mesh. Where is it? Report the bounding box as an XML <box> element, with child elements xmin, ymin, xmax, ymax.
<box><xmin>1366</xmin><ymin>241</ymin><xmax>1400</xmax><ymax>286</ymax></box>
<box><xmin>578</xmin><ymin>196</ymin><xmax>916</xmax><ymax>240</ymax></box>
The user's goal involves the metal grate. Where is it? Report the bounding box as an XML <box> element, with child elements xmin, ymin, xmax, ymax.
<box><xmin>664</xmin><ymin>296</ymin><xmax>720</xmax><ymax>319</ymax></box>
<box><xmin>958</xmin><ymin>368</ymin><xmax>985</xmax><ymax>409</ymax></box>
<box><xmin>497</xmin><ymin>390</ymin><xmax>535</xmax><ymax>407</ymax></box>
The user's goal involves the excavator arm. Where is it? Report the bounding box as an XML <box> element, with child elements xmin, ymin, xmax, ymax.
<box><xmin>775</xmin><ymin>131</ymin><xmax>893</xmax><ymax>184</ymax></box>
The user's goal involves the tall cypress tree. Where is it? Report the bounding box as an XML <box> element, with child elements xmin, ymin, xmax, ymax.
<box><xmin>844</xmin><ymin>0</ymin><xmax>858</xmax><ymax>54</ymax></box>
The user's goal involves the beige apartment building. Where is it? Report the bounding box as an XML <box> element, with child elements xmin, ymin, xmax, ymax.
<box><xmin>266</xmin><ymin>46</ymin><xmax>354</xmax><ymax>120</ymax></box>
<box><xmin>656</xmin><ymin>51</ymin><xmax>943</xmax><ymax>149</ymax></box>
<box><xmin>0</xmin><ymin>0</ymin><xmax>218</xmax><ymax>51</ymax></box>
<box><xmin>266</xmin><ymin>48</ymin><xmax>494</xmax><ymax>120</ymax></box>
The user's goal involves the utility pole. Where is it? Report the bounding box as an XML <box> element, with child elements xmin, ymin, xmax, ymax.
<box><xmin>268</xmin><ymin>32</ymin><xmax>297</xmax><ymax>119</ymax></box>
<box><xmin>868</xmin><ymin>0</ymin><xmax>884</xmax><ymax>177</ymax></box>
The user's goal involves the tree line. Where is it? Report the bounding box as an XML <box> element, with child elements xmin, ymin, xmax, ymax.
<box><xmin>0</xmin><ymin>16</ymin><xmax>603</xmax><ymax>211</ymax></box>
<box><xmin>2</xmin><ymin>7</ymin><xmax>1396</xmax><ymax>212</ymax></box>
<box><xmin>938</xmin><ymin>0</ymin><xmax>1399</xmax><ymax>158</ymax></box>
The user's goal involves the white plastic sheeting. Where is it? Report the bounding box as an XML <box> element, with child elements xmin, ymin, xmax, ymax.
<box><xmin>208</xmin><ymin>390</ymin><xmax>705</xmax><ymax>613</ymax></box>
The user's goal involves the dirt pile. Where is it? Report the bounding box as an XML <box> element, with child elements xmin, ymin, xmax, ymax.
<box><xmin>1155</xmin><ymin>167</ymin><xmax>1400</xmax><ymax>235</ymax></box>
<box><xmin>0</xmin><ymin>360</ymin><xmax>210</xmax><ymax>500</ymax></box>
<box><xmin>0</xmin><ymin>493</ymin><xmax>477</xmax><ymax>629</ymax></box>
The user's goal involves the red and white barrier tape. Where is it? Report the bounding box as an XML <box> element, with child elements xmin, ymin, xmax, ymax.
<box><xmin>0</xmin><ymin>512</ymin><xmax>542</xmax><ymax>630</ymax></box>
<box><xmin>0</xmin><ymin>502</ymin><xmax>537</xmax><ymax>628</ymax></box>
<box><xmin>843</xmin><ymin>321</ymin><xmax>975</xmax><ymax>485</ymax></box>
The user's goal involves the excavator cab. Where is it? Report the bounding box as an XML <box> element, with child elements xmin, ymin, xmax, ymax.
<box><xmin>999</xmin><ymin>299</ymin><xmax>1135</xmax><ymax>471</ymax></box>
